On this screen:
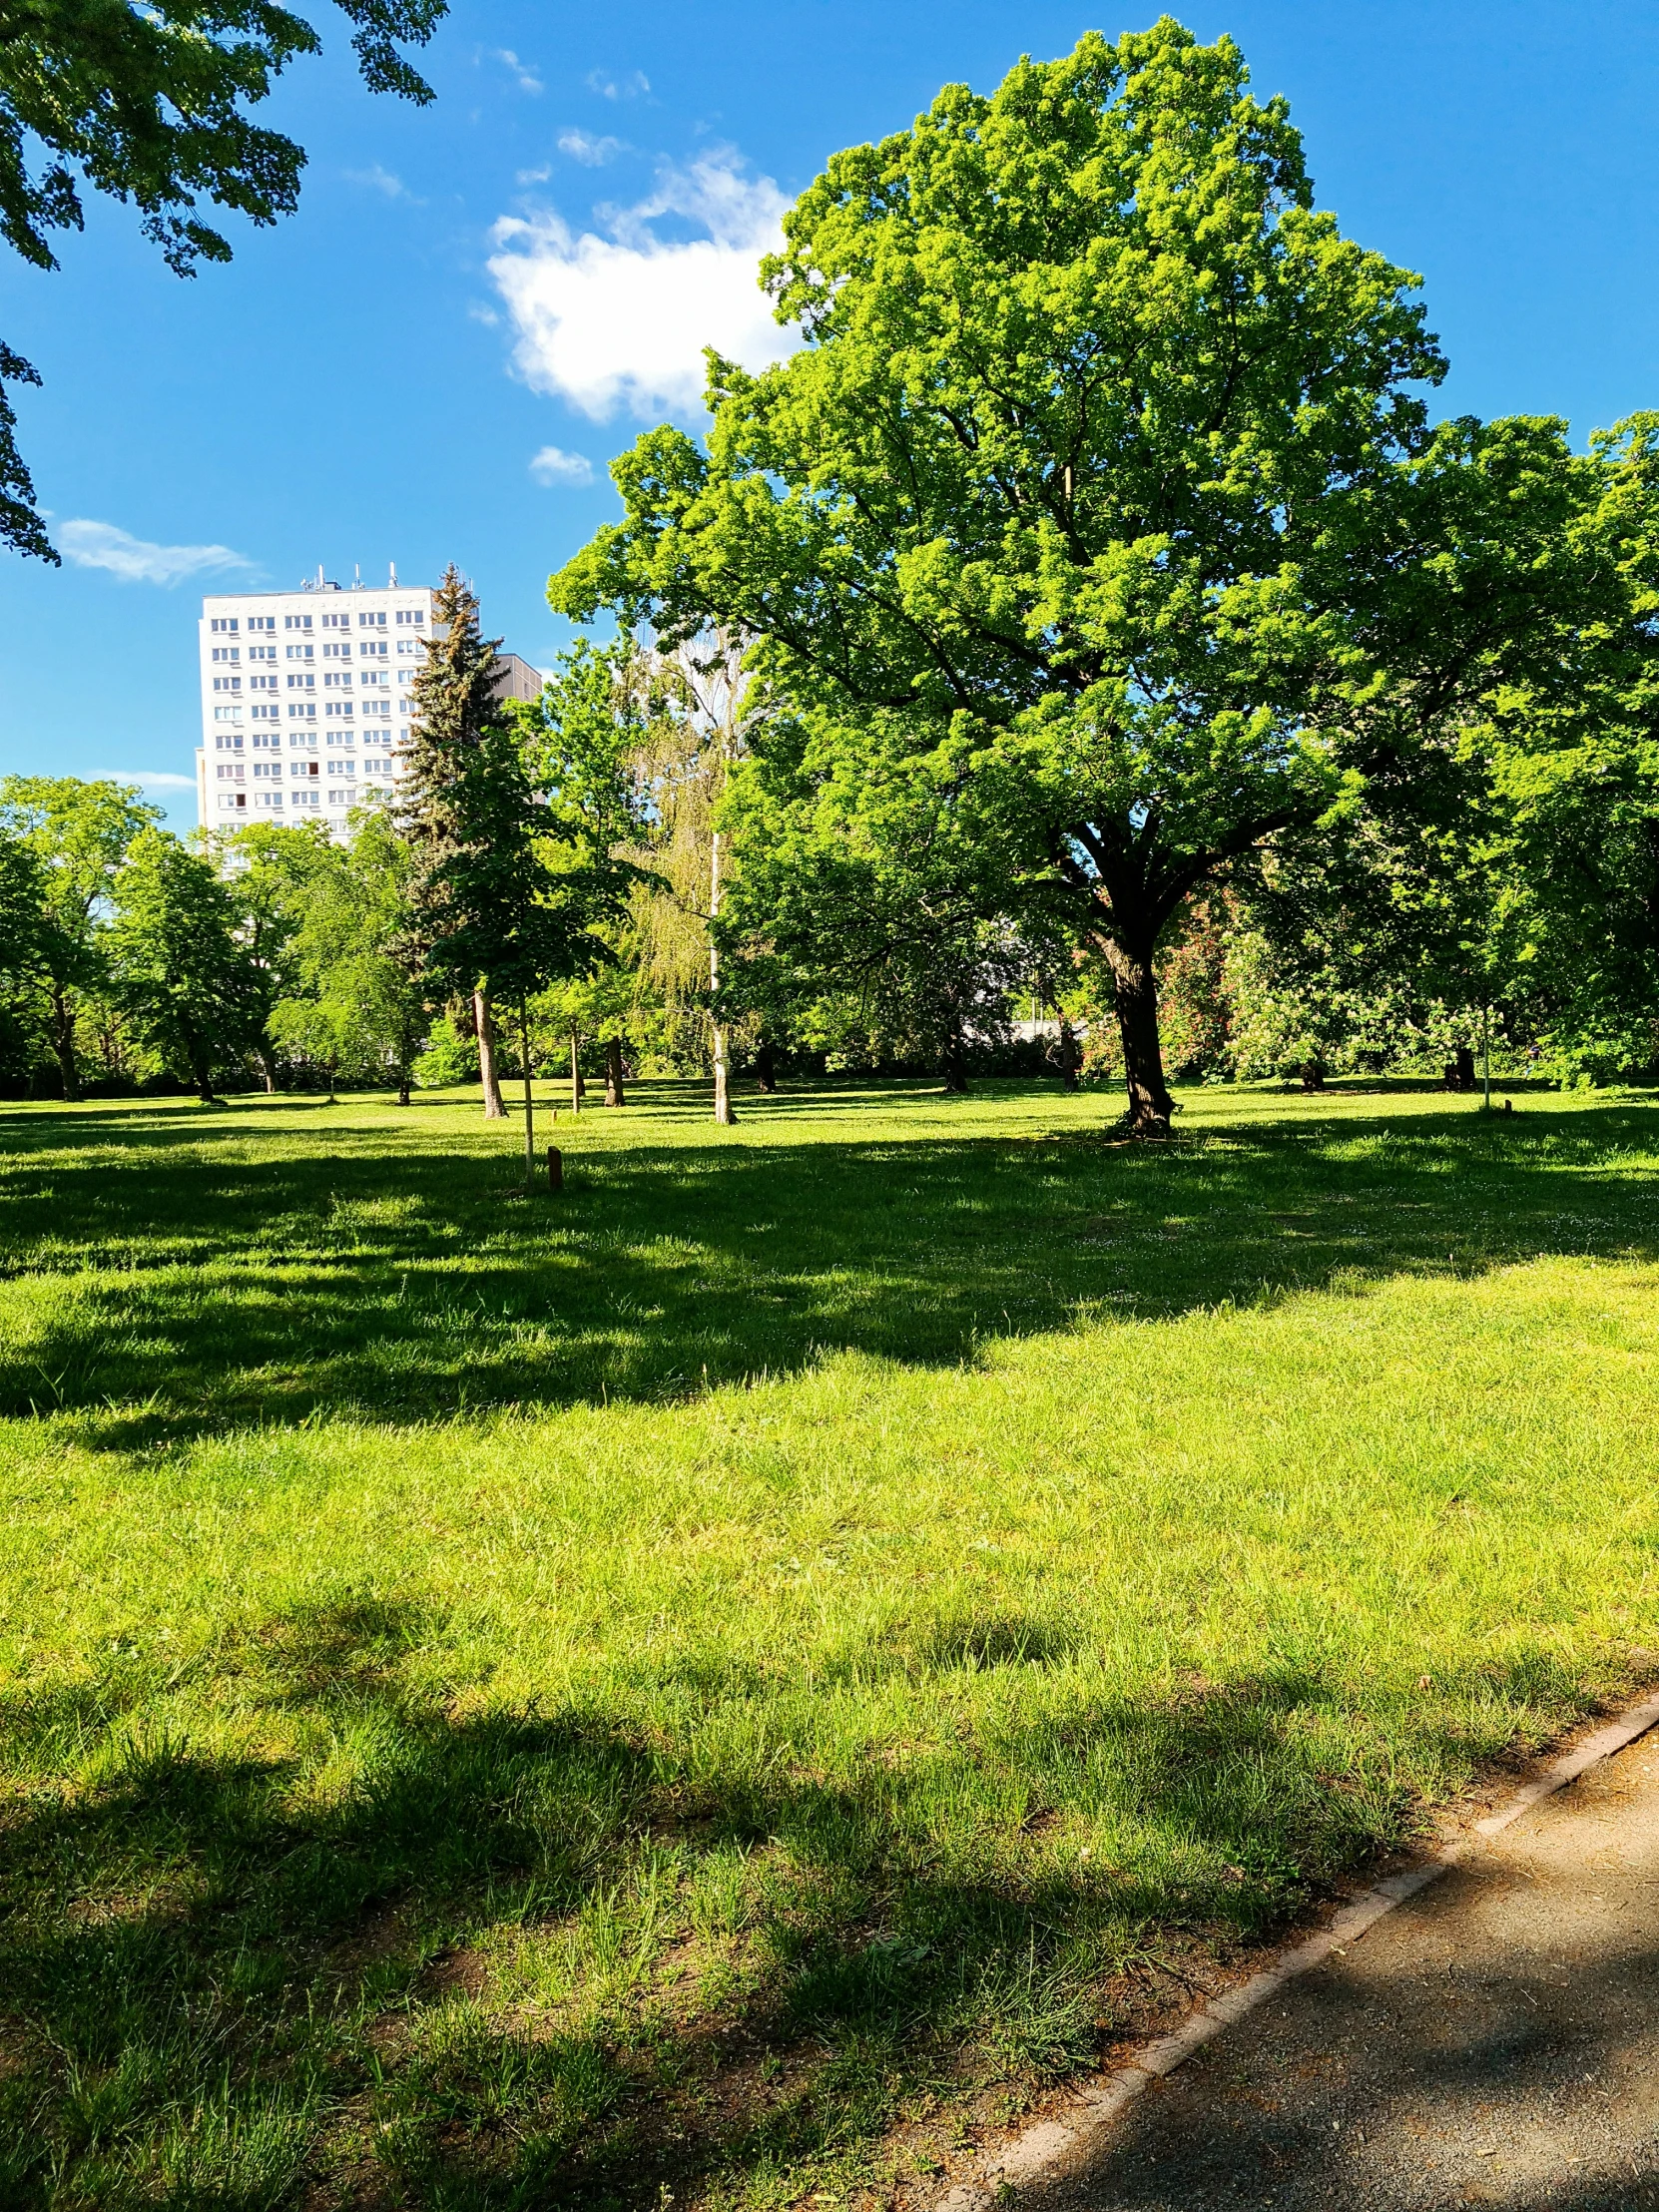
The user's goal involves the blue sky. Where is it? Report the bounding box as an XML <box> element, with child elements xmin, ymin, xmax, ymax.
<box><xmin>3</xmin><ymin>0</ymin><xmax>1658</xmax><ymax>828</ymax></box>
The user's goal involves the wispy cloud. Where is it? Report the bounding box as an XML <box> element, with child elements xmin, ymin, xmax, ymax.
<box><xmin>344</xmin><ymin>163</ymin><xmax>416</xmax><ymax>201</ymax></box>
<box><xmin>529</xmin><ymin>445</ymin><xmax>595</xmax><ymax>486</ymax></box>
<box><xmin>59</xmin><ymin>521</ymin><xmax>255</xmax><ymax>587</ymax></box>
<box><xmin>516</xmin><ymin>164</ymin><xmax>552</xmax><ymax>185</ymax></box>
<box><xmin>558</xmin><ymin>129</ymin><xmax>625</xmax><ymax>167</ymax></box>
<box><xmin>92</xmin><ymin>770</ymin><xmax>197</xmax><ymax>792</ymax></box>
<box><xmin>488</xmin><ymin>150</ymin><xmax>796</xmax><ymax>420</ymax></box>
<box><xmin>494</xmin><ymin>47</ymin><xmax>543</xmax><ymax>94</ymax></box>
<box><xmin>586</xmin><ymin>67</ymin><xmax>650</xmax><ymax>101</ymax></box>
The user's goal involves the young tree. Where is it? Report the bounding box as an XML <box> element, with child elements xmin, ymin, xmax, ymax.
<box><xmin>552</xmin><ymin>24</ymin><xmax>1648</xmax><ymax>1134</ymax></box>
<box><xmin>108</xmin><ymin>829</ymin><xmax>257</xmax><ymax>1100</ymax></box>
<box><xmin>0</xmin><ymin>0</ymin><xmax>445</xmax><ymax>560</ymax></box>
<box><xmin>0</xmin><ymin>776</ymin><xmax>159</xmax><ymax>1097</ymax></box>
<box><xmin>220</xmin><ymin>819</ymin><xmax>336</xmax><ymax>1089</ymax></box>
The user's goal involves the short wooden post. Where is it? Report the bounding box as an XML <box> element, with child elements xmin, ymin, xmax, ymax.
<box><xmin>547</xmin><ymin>1145</ymin><xmax>563</xmax><ymax>1192</ymax></box>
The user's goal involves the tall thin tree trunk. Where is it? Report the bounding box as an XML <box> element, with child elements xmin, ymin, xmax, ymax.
<box><xmin>258</xmin><ymin>1048</ymin><xmax>277</xmax><ymax>1095</ymax></box>
<box><xmin>711</xmin><ymin>826</ymin><xmax>736</xmax><ymax>1125</ymax></box>
<box><xmin>50</xmin><ymin>985</ymin><xmax>79</xmax><ymax>1102</ymax></box>
<box><xmin>475</xmin><ymin>988</ymin><xmax>506</xmax><ymax>1119</ymax></box>
<box><xmin>570</xmin><ymin>1030</ymin><xmax>582</xmax><ymax>1116</ymax></box>
<box><xmin>520</xmin><ymin>1000</ymin><xmax>536</xmax><ymax>1184</ymax></box>
<box><xmin>604</xmin><ymin>1035</ymin><xmax>626</xmax><ymax>1108</ymax></box>
<box><xmin>1105</xmin><ymin>938</ymin><xmax>1174</xmax><ymax>1136</ymax></box>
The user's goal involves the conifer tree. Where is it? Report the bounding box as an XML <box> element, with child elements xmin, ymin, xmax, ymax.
<box><xmin>396</xmin><ymin>565</ymin><xmax>515</xmax><ymax>1118</ymax></box>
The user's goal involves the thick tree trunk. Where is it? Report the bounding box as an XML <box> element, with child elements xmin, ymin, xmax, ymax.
<box><xmin>941</xmin><ymin>1024</ymin><xmax>968</xmax><ymax>1094</ymax></box>
<box><xmin>1301</xmin><ymin>1058</ymin><xmax>1326</xmax><ymax>1091</ymax></box>
<box><xmin>754</xmin><ymin>1039</ymin><xmax>778</xmax><ymax>1093</ymax></box>
<box><xmin>474</xmin><ymin>988</ymin><xmax>506</xmax><ymax>1119</ymax></box>
<box><xmin>50</xmin><ymin>986</ymin><xmax>79</xmax><ymax>1102</ymax></box>
<box><xmin>1454</xmin><ymin>1045</ymin><xmax>1476</xmax><ymax>1091</ymax></box>
<box><xmin>258</xmin><ymin>1048</ymin><xmax>277</xmax><ymax>1095</ymax></box>
<box><xmin>604</xmin><ymin>1034</ymin><xmax>626</xmax><ymax>1108</ymax></box>
<box><xmin>1105</xmin><ymin>940</ymin><xmax>1174</xmax><ymax>1136</ymax></box>
<box><xmin>396</xmin><ymin>1069</ymin><xmax>411</xmax><ymax>1107</ymax></box>
<box><xmin>1058</xmin><ymin>1017</ymin><xmax>1079</xmax><ymax>1092</ymax></box>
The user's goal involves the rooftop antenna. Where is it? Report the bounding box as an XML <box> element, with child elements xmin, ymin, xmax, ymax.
<box><xmin>389</xmin><ymin>560</ymin><xmax>397</xmax><ymax>588</ymax></box>
<box><xmin>353</xmin><ymin>563</ymin><xmax>362</xmax><ymax>589</ymax></box>
<box><xmin>316</xmin><ymin>563</ymin><xmax>324</xmax><ymax>589</ymax></box>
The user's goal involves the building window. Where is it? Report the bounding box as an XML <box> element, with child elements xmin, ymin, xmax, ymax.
<box><xmin>286</xmin><ymin>674</ymin><xmax>315</xmax><ymax>692</ymax></box>
<box><xmin>395</xmin><ymin>609</ymin><xmax>424</xmax><ymax>626</ymax></box>
<box><xmin>358</xmin><ymin>611</ymin><xmax>387</xmax><ymax>628</ymax></box>
<box><xmin>248</xmin><ymin>616</ymin><xmax>276</xmax><ymax>634</ymax></box>
<box><xmin>213</xmin><ymin>708</ymin><xmax>244</xmax><ymax>725</ymax></box>
<box><xmin>287</xmin><ymin>703</ymin><xmax>317</xmax><ymax>721</ymax></box>
<box><xmin>321</xmin><ymin>612</ymin><xmax>351</xmax><ymax>630</ymax></box>
<box><xmin>285</xmin><ymin>644</ymin><xmax>314</xmax><ymax>662</ymax></box>
<box><xmin>211</xmin><ymin>646</ymin><xmax>240</xmax><ymax>664</ymax></box>
<box><xmin>360</xmin><ymin>640</ymin><xmax>388</xmax><ymax>660</ymax></box>
<box><xmin>252</xmin><ymin>729</ymin><xmax>279</xmax><ymax>746</ymax></box>
<box><xmin>322</xmin><ymin>642</ymin><xmax>351</xmax><ymax>660</ymax></box>
<box><xmin>249</xmin><ymin>646</ymin><xmax>276</xmax><ymax>663</ymax></box>
<box><xmin>323</xmin><ymin>674</ymin><xmax>352</xmax><ymax>692</ymax></box>
<box><xmin>210</xmin><ymin>617</ymin><xmax>240</xmax><ymax>634</ymax></box>
<box><xmin>284</xmin><ymin>615</ymin><xmax>312</xmax><ymax>631</ymax></box>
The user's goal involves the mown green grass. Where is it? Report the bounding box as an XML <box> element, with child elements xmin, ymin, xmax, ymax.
<box><xmin>3</xmin><ymin>1076</ymin><xmax>1658</xmax><ymax>2208</ymax></box>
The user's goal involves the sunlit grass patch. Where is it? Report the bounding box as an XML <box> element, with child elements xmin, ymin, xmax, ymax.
<box><xmin>1</xmin><ymin>1078</ymin><xmax>1657</xmax><ymax>2204</ymax></box>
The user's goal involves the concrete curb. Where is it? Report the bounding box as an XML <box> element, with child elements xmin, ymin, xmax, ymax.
<box><xmin>937</xmin><ymin>1686</ymin><xmax>1659</xmax><ymax>2210</ymax></box>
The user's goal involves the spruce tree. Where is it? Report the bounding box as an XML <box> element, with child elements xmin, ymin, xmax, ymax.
<box><xmin>396</xmin><ymin>565</ymin><xmax>515</xmax><ymax>1118</ymax></box>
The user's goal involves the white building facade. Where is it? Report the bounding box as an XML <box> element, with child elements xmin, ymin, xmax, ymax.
<box><xmin>195</xmin><ymin>572</ymin><xmax>438</xmax><ymax>840</ymax></box>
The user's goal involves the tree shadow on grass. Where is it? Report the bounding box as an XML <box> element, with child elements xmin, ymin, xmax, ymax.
<box><xmin>3</xmin><ymin>1087</ymin><xmax>1659</xmax><ymax>1445</ymax></box>
<box><xmin>0</xmin><ymin>1598</ymin><xmax>1610</xmax><ymax>2210</ymax></box>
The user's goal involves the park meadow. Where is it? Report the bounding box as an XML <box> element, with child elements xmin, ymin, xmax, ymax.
<box><xmin>3</xmin><ymin>1074</ymin><xmax>1657</xmax><ymax>2207</ymax></box>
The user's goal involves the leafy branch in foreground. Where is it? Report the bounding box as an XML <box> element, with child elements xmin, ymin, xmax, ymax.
<box><xmin>0</xmin><ymin>0</ymin><xmax>446</xmax><ymax>558</ymax></box>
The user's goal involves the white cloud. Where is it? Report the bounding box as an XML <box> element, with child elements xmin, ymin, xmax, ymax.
<box><xmin>344</xmin><ymin>163</ymin><xmax>420</xmax><ymax>203</ymax></box>
<box><xmin>516</xmin><ymin>164</ymin><xmax>552</xmax><ymax>185</ymax></box>
<box><xmin>59</xmin><ymin>521</ymin><xmax>255</xmax><ymax>587</ymax></box>
<box><xmin>587</xmin><ymin>67</ymin><xmax>650</xmax><ymax>101</ymax></box>
<box><xmin>495</xmin><ymin>47</ymin><xmax>543</xmax><ymax>94</ymax></box>
<box><xmin>558</xmin><ymin>129</ymin><xmax>625</xmax><ymax>167</ymax></box>
<box><xmin>92</xmin><ymin>770</ymin><xmax>196</xmax><ymax>791</ymax></box>
<box><xmin>529</xmin><ymin>445</ymin><xmax>595</xmax><ymax>486</ymax></box>
<box><xmin>487</xmin><ymin>152</ymin><xmax>797</xmax><ymax>420</ymax></box>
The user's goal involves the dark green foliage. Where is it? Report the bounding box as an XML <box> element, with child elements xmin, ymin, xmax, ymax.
<box><xmin>0</xmin><ymin>0</ymin><xmax>446</xmax><ymax>556</ymax></box>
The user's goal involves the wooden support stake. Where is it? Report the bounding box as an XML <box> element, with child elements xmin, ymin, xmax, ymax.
<box><xmin>547</xmin><ymin>1146</ymin><xmax>563</xmax><ymax>1193</ymax></box>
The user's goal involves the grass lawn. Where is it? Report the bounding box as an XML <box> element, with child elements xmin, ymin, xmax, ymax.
<box><xmin>3</xmin><ymin>1075</ymin><xmax>1658</xmax><ymax>2208</ymax></box>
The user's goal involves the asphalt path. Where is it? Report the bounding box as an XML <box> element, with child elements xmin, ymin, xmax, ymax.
<box><xmin>973</xmin><ymin>1731</ymin><xmax>1659</xmax><ymax>2211</ymax></box>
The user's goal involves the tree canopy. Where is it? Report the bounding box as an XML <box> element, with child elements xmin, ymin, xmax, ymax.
<box><xmin>551</xmin><ymin>19</ymin><xmax>1659</xmax><ymax>1130</ymax></box>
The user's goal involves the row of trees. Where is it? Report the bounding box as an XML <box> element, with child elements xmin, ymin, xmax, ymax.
<box><xmin>9</xmin><ymin>24</ymin><xmax>1659</xmax><ymax>1125</ymax></box>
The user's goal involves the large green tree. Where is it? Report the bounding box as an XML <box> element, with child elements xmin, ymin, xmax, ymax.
<box><xmin>552</xmin><ymin>21</ymin><xmax>1651</xmax><ymax>1133</ymax></box>
<box><xmin>108</xmin><ymin>828</ymin><xmax>256</xmax><ymax>1100</ymax></box>
<box><xmin>1</xmin><ymin>0</ymin><xmax>445</xmax><ymax>558</ymax></box>
<box><xmin>0</xmin><ymin>774</ymin><xmax>158</xmax><ymax>1096</ymax></box>
<box><xmin>269</xmin><ymin>808</ymin><xmax>432</xmax><ymax>1103</ymax></box>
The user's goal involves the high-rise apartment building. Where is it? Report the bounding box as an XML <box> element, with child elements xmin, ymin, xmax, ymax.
<box><xmin>194</xmin><ymin>571</ymin><xmax>541</xmax><ymax>842</ymax></box>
